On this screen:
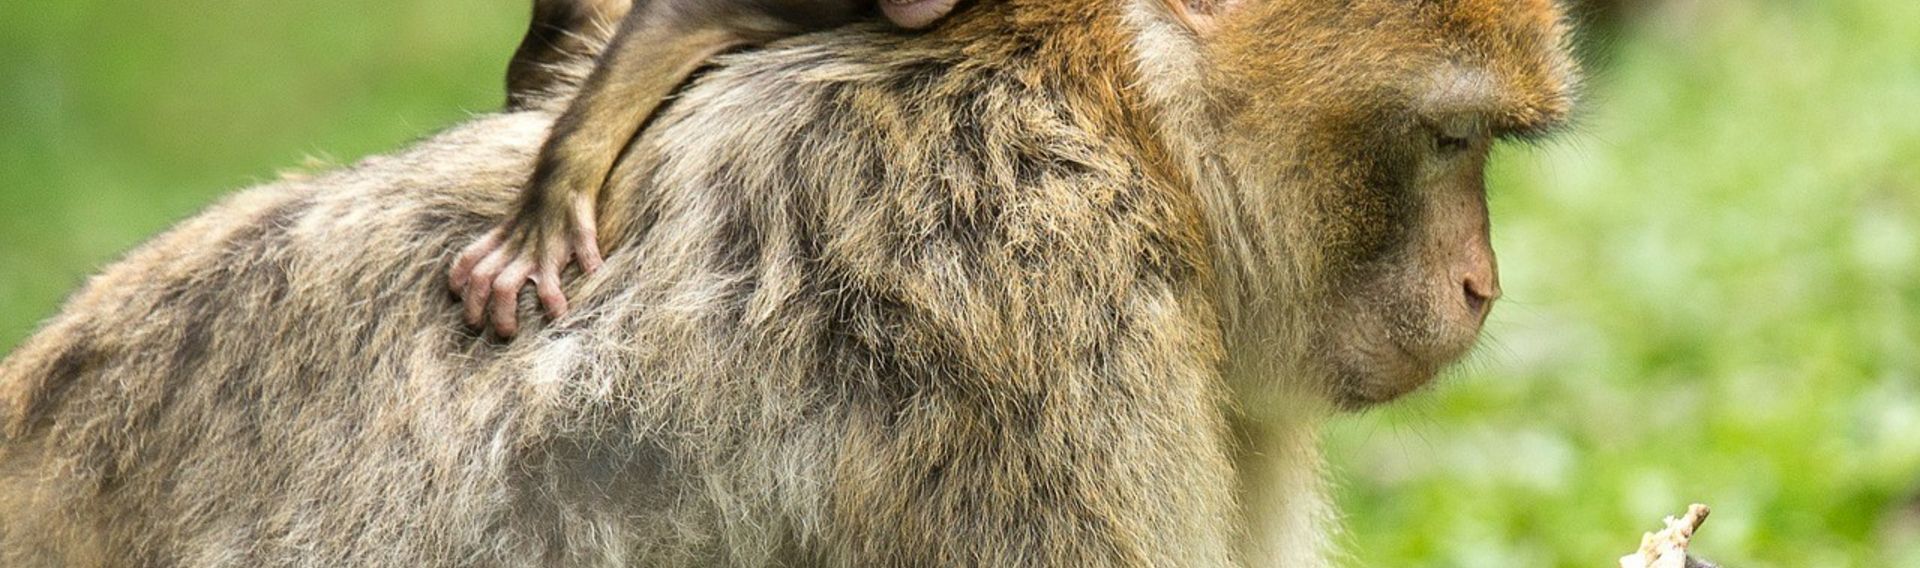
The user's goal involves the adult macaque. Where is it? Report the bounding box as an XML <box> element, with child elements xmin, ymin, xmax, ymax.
<box><xmin>459</xmin><ymin>0</ymin><xmax>959</xmax><ymax>337</ymax></box>
<box><xmin>0</xmin><ymin>0</ymin><xmax>1576</xmax><ymax>565</ymax></box>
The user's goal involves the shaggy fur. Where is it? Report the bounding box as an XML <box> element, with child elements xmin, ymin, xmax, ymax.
<box><xmin>0</xmin><ymin>0</ymin><xmax>1576</xmax><ymax>565</ymax></box>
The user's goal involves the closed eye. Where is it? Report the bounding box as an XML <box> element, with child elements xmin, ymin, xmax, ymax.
<box><xmin>1433</xmin><ymin>131</ymin><xmax>1472</xmax><ymax>155</ymax></box>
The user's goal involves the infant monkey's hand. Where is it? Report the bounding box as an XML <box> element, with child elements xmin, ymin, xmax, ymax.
<box><xmin>450</xmin><ymin>193</ymin><xmax>600</xmax><ymax>338</ymax></box>
<box><xmin>451</xmin><ymin>0</ymin><xmax>957</xmax><ymax>338</ymax></box>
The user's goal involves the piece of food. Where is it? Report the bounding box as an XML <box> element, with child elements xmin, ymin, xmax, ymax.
<box><xmin>1620</xmin><ymin>504</ymin><xmax>1715</xmax><ymax>568</ymax></box>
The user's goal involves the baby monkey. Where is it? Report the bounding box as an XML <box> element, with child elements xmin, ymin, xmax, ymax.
<box><xmin>452</xmin><ymin>0</ymin><xmax>958</xmax><ymax>337</ymax></box>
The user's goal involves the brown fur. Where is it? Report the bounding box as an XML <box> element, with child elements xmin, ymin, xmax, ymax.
<box><xmin>0</xmin><ymin>0</ymin><xmax>1576</xmax><ymax>565</ymax></box>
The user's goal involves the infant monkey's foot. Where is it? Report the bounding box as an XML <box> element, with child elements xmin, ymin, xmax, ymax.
<box><xmin>449</xmin><ymin>198</ymin><xmax>603</xmax><ymax>338</ymax></box>
<box><xmin>880</xmin><ymin>0</ymin><xmax>958</xmax><ymax>29</ymax></box>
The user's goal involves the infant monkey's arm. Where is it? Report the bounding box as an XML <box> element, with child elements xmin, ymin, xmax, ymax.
<box><xmin>452</xmin><ymin>0</ymin><xmax>958</xmax><ymax>337</ymax></box>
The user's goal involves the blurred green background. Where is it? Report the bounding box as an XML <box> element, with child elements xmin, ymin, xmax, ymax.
<box><xmin>0</xmin><ymin>0</ymin><xmax>1914</xmax><ymax>566</ymax></box>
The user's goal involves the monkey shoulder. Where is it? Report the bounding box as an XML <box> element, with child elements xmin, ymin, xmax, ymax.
<box><xmin>660</xmin><ymin>30</ymin><xmax>1205</xmax><ymax>290</ymax></box>
<box><xmin>622</xmin><ymin>31</ymin><xmax>1219</xmax><ymax>385</ymax></box>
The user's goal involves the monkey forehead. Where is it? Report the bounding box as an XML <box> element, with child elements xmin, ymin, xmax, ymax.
<box><xmin>1211</xmin><ymin>0</ymin><xmax>1578</xmax><ymax>130</ymax></box>
<box><xmin>1311</xmin><ymin>0</ymin><xmax>1581</xmax><ymax>136</ymax></box>
<box><xmin>1416</xmin><ymin>61</ymin><xmax>1569</xmax><ymax>139</ymax></box>
<box><xmin>1418</xmin><ymin>0</ymin><xmax>1580</xmax><ymax>135</ymax></box>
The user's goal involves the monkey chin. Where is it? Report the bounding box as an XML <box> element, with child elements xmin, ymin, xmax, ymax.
<box><xmin>1327</xmin><ymin>304</ymin><xmax>1487</xmax><ymax>411</ymax></box>
<box><xmin>1330</xmin><ymin>348</ymin><xmax>1446</xmax><ymax>410</ymax></box>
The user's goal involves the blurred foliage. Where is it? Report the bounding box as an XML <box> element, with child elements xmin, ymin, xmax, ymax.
<box><xmin>0</xmin><ymin>0</ymin><xmax>523</xmax><ymax>346</ymax></box>
<box><xmin>0</xmin><ymin>0</ymin><xmax>1914</xmax><ymax>567</ymax></box>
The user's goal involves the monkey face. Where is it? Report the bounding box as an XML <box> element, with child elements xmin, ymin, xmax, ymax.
<box><xmin>1309</xmin><ymin>109</ymin><xmax>1503</xmax><ymax>408</ymax></box>
<box><xmin>1194</xmin><ymin>0</ymin><xmax>1577</xmax><ymax>408</ymax></box>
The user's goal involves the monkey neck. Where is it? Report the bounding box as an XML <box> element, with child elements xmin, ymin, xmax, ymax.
<box><xmin>1230</xmin><ymin>408</ymin><xmax>1338</xmax><ymax>568</ymax></box>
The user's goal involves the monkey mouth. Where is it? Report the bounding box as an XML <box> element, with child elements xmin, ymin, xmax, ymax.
<box><xmin>880</xmin><ymin>0</ymin><xmax>959</xmax><ymax>30</ymax></box>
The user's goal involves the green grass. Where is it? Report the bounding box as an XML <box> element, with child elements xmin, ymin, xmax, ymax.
<box><xmin>0</xmin><ymin>0</ymin><xmax>524</xmax><ymax>346</ymax></box>
<box><xmin>1</xmin><ymin>1</ymin><xmax>1915</xmax><ymax>566</ymax></box>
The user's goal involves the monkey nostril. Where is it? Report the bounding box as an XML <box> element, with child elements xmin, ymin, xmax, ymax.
<box><xmin>1462</xmin><ymin>281</ymin><xmax>1487</xmax><ymax>314</ymax></box>
<box><xmin>1460</xmin><ymin>275</ymin><xmax>1498</xmax><ymax>316</ymax></box>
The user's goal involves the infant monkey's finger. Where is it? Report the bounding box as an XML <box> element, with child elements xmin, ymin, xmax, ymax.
<box><xmin>464</xmin><ymin>250</ymin><xmax>512</xmax><ymax>328</ymax></box>
<box><xmin>567</xmin><ymin>195</ymin><xmax>604</xmax><ymax>274</ymax></box>
<box><xmin>536</xmin><ymin>269</ymin><xmax>569</xmax><ymax>319</ymax></box>
<box><xmin>489</xmin><ymin>260</ymin><xmax>538</xmax><ymax>338</ymax></box>
<box><xmin>450</xmin><ymin>229</ymin><xmax>504</xmax><ymax>294</ymax></box>
<box><xmin>575</xmin><ymin>237</ymin><xmax>604</xmax><ymax>274</ymax></box>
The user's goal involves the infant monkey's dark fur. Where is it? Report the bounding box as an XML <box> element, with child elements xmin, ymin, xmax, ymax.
<box><xmin>455</xmin><ymin>0</ymin><xmax>954</xmax><ymax>337</ymax></box>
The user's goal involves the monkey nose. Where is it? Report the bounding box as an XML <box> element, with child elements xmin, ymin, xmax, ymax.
<box><xmin>1456</xmin><ymin>232</ymin><xmax>1500</xmax><ymax>318</ymax></box>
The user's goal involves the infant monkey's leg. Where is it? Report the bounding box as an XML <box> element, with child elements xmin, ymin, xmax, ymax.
<box><xmin>452</xmin><ymin>10</ymin><xmax>745</xmax><ymax>338</ymax></box>
<box><xmin>505</xmin><ymin>0</ymin><xmax>633</xmax><ymax>110</ymax></box>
